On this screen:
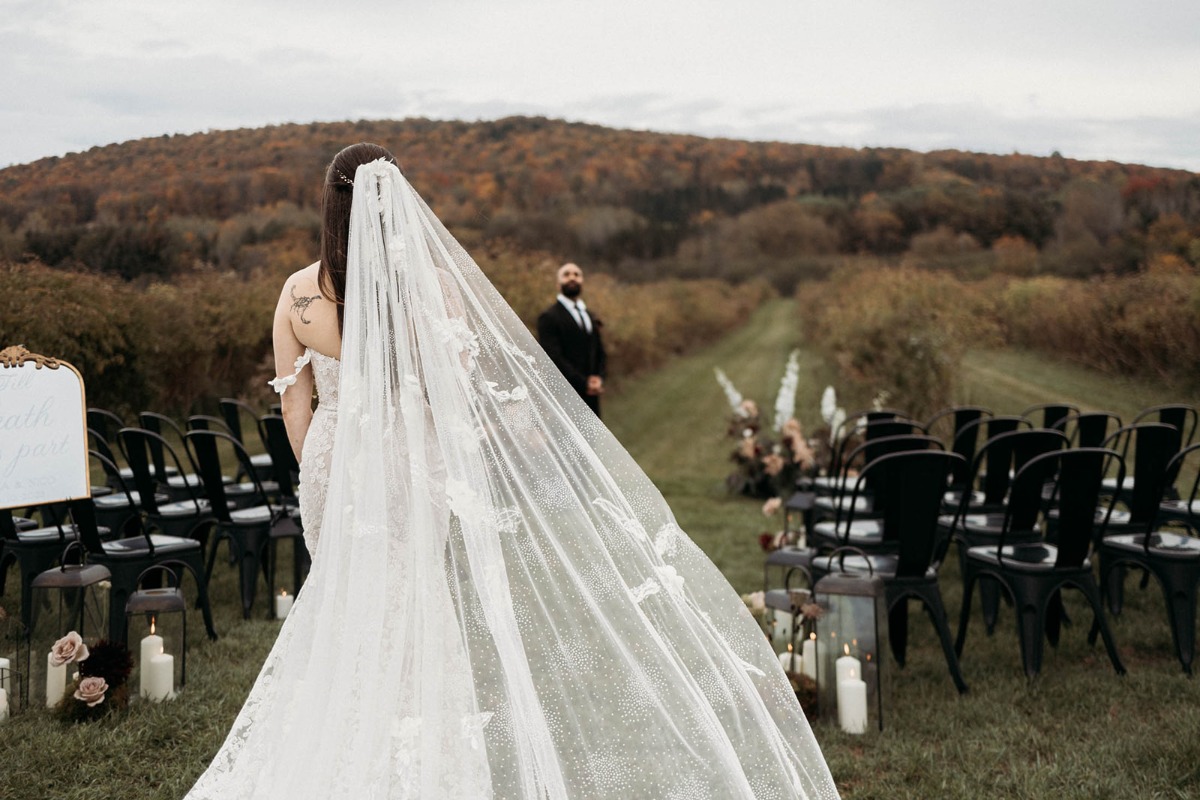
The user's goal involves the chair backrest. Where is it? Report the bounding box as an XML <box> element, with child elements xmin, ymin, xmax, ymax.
<box><xmin>86</xmin><ymin>408</ymin><xmax>125</xmax><ymax>444</ymax></box>
<box><xmin>219</xmin><ymin>398</ymin><xmax>267</xmax><ymax>451</ymax></box>
<box><xmin>1132</xmin><ymin>404</ymin><xmax>1198</xmax><ymax>448</ymax></box>
<box><xmin>117</xmin><ymin>428</ymin><xmax>201</xmax><ymax>517</ymax></box>
<box><xmin>1161</xmin><ymin>442</ymin><xmax>1200</xmax><ymax>530</ymax></box>
<box><xmin>1021</xmin><ymin>403</ymin><xmax>1081</xmax><ymax>431</ymax></box>
<box><xmin>964</xmin><ymin>427</ymin><xmax>1066</xmax><ymax>511</ymax></box>
<box><xmin>834</xmin><ymin>434</ymin><xmax>943</xmax><ymax>519</ymax></box>
<box><xmin>185</xmin><ymin>430</ymin><xmax>274</xmax><ymax>524</ymax></box>
<box><xmin>261</xmin><ymin>415</ymin><xmax>299</xmax><ymax>500</ymax></box>
<box><xmin>138</xmin><ymin>411</ymin><xmax>196</xmax><ymax>482</ymax></box>
<box><xmin>187</xmin><ymin>414</ymin><xmax>235</xmax><ymax>435</ymax></box>
<box><xmin>839</xmin><ymin>449</ymin><xmax>962</xmax><ymax>569</ymax></box>
<box><xmin>1003</xmin><ymin>448</ymin><xmax>1122</xmax><ymax>569</ymax></box>
<box><xmin>1055</xmin><ymin>411</ymin><xmax>1122</xmax><ymax>449</ymax></box>
<box><xmin>88</xmin><ymin>428</ymin><xmax>126</xmax><ymax>477</ymax></box>
<box><xmin>925</xmin><ymin>406</ymin><xmax>992</xmax><ymax>485</ymax></box>
<box><xmin>1102</xmin><ymin>423</ymin><xmax>1183</xmax><ymax>524</ymax></box>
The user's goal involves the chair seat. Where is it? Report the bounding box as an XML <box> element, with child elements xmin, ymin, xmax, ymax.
<box><xmin>807</xmin><ymin>475</ymin><xmax>839</xmax><ymax>490</ymax></box>
<box><xmin>156</xmin><ymin>498</ymin><xmax>213</xmax><ymax>518</ymax></box>
<box><xmin>101</xmin><ymin>533</ymin><xmax>200</xmax><ymax>557</ymax></box>
<box><xmin>764</xmin><ymin>546</ymin><xmax>814</xmax><ymax>570</ymax></box>
<box><xmin>959</xmin><ymin>514</ymin><xmax>1043</xmax><ymax>538</ymax></box>
<box><xmin>229</xmin><ymin>505</ymin><xmax>276</xmax><ymax>524</ymax></box>
<box><xmin>943</xmin><ymin>489</ymin><xmax>984</xmax><ymax>507</ymax></box>
<box><xmin>813</xmin><ymin>495</ymin><xmax>871</xmax><ymax>513</ymax></box>
<box><xmin>168</xmin><ymin>473</ymin><xmax>233</xmax><ymax>489</ymax></box>
<box><xmin>14</xmin><ymin>516</ymin><xmax>38</xmax><ymax>532</ymax></box>
<box><xmin>813</xmin><ymin>552</ymin><xmax>923</xmax><ymax>578</ymax></box>
<box><xmin>966</xmin><ymin>543</ymin><xmax>1090</xmax><ymax>572</ymax></box>
<box><xmin>15</xmin><ymin>524</ymin><xmax>110</xmax><ymax>544</ymax></box>
<box><xmin>1104</xmin><ymin>532</ymin><xmax>1200</xmax><ymax>560</ymax></box>
<box><xmin>93</xmin><ymin>491</ymin><xmax>147</xmax><ymax>509</ymax></box>
<box><xmin>250</xmin><ymin>453</ymin><xmax>273</xmax><ymax>468</ymax></box>
<box><xmin>1101</xmin><ymin>476</ymin><xmax>1132</xmax><ymax>492</ymax></box>
<box><xmin>811</xmin><ymin>519</ymin><xmax>883</xmax><ymax>546</ymax></box>
<box><xmin>1158</xmin><ymin>499</ymin><xmax>1200</xmax><ymax>517</ymax></box>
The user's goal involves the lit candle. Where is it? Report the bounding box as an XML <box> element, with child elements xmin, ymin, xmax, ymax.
<box><xmin>836</xmin><ymin>643</ymin><xmax>861</xmax><ymax>685</ymax></box>
<box><xmin>145</xmin><ymin>653</ymin><xmax>174</xmax><ymax>701</ymax></box>
<box><xmin>771</xmin><ymin>610</ymin><xmax>792</xmax><ymax>647</ymax></box>
<box><xmin>140</xmin><ymin>618</ymin><xmax>164</xmax><ymax>699</ymax></box>
<box><xmin>0</xmin><ymin>656</ymin><xmax>10</xmax><ymax>691</ymax></box>
<box><xmin>275</xmin><ymin>590</ymin><xmax>294</xmax><ymax>620</ymax></box>
<box><xmin>0</xmin><ymin>686</ymin><xmax>8</xmax><ymax>722</ymax></box>
<box><xmin>45</xmin><ymin>652</ymin><xmax>66</xmax><ymax>707</ymax></box>
<box><xmin>801</xmin><ymin>633</ymin><xmax>818</xmax><ymax>681</ymax></box>
<box><xmin>777</xmin><ymin>643</ymin><xmax>798</xmax><ymax>672</ymax></box>
<box><xmin>837</xmin><ymin>666</ymin><xmax>868</xmax><ymax>734</ymax></box>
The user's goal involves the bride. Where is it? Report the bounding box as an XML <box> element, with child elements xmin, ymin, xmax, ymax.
<box><xmin>184</xmin><ymin>143</ymin><xmax>839</xmax><ymax>799</ymax></box>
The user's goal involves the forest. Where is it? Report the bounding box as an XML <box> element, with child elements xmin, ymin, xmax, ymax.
<box><xmin>1</xmin><ymin>116</ymin><xmax>1198</xmax><ymax>414</ymax></box>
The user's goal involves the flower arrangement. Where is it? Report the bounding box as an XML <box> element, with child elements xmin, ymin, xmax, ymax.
<box><xmin>50</xmin><ymin>632</ymin><xmax>133</xmax><ymax>722</ymax></box>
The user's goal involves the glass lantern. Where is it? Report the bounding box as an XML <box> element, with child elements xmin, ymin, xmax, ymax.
<box><xmin>0</xmin><ymin>609</ymin><xmax>25</xmax><ymax>720</ymax></box>
<box><xmin>813</xmin><ymin>567</ymin><xmax>890</xmax><ymax>733</ymax></box>
<box><xmin>22</xmin><ymin>558</ymin><xmax>112</xmax><ymax>709</ymax></box>
<box><xmin>125</xmin><ymin>566</ymin><xmax>187</xmax><ymax>702</ymax></box>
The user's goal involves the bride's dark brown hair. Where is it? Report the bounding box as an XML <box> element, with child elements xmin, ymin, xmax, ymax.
<box><xmin>319</xmin><ymin>142</ymin><xmax>399</xmax><ymax>332</ymax></box>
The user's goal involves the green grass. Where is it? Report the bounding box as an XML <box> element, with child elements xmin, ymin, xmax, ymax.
<box><xmin>3</xmin><ymin>298</ymin><xmax>1199</xmax><ymax>799</ymax></box>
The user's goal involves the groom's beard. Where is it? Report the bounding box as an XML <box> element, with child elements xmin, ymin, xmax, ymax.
<box><xmin>561</xmin><ymin>283</ymin><xmax>582</xmax><ymax>298</ymax></box>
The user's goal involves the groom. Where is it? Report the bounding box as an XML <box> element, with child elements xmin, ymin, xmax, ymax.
<box><xmin>537</xmin><ymin>262</ymin><xmax>607</xmax><ymax>417</ymax></box>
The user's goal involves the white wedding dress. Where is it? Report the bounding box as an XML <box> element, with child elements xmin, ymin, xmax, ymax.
<box><xmin>184</xmin><ymin>161</ymin><xmax>839</xmax><ymax>800</ymax></box>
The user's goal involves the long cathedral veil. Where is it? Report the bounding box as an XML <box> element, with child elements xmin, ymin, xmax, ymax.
<box><xmin>186</xmin><ymin>160</ymin><xmax>839</xmax><ymax>799</ymax></box>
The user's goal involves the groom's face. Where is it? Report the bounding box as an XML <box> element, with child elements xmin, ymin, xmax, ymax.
<box><xmin>558</xmin><ymin>263</ymin><xmax>584</xmax><ymax>298</ymax></box>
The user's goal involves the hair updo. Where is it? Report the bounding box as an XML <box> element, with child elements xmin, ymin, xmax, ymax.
<box><xmin>319</xmin><ymin>142</ymin><xmax>399</xmax><ymax>332</ymax></box>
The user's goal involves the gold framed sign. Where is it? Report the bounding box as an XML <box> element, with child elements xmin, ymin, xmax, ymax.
<box><xmin>0</xmin><ymin>345</ymin><xmax>91</xmax><ymax>510</ymax></box>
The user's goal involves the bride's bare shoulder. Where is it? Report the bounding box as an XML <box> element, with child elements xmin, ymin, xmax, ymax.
<box><xmin>282</xmin><ymin>262</ymin><xmax>322</xmax><ymax>294</ymax></box>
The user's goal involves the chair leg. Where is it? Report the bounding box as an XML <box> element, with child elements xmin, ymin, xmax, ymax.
<box><xmin>1078</xmin><ymin>576</ymin><xmax>1126</xmax><ymax>676</ymax></box>
<box><xmin>1154</xmin><ymin>562</ymin><xmax>1197</xmax><ymax>674</ymax></box>
<box><xmin>177</xmin><ymin>554</ymin><xmax>219</xmax><ymax>641</ymax></box>
<box><xmin>955</xmin><ymin>567</ymin><xmax>978</xmax><ymax>657</ymax></box>
<box><xmin>922</xmin><ymin>588</ymin><xmax>969</xmax><ymax>694</ymax></box>
<box><xmin>888</xmin><ymin>600</ymin><xmax>910</xmax><ymax>667</ymax></box>
<box><xmin>1045</xmin><ymin>590</ymin><xmax>1064</xmax><ymax>647</ymax></box>
<box><xmin>1015</xmin><ymin>591</ymin><xmax>1048</xmax><ymax>679</ymax></box>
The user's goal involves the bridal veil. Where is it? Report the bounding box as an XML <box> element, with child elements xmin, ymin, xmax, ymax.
<box><xmin>186</xmin><ymin>159</ymin><xmax>839</xmax><ymax>799</ymax></box>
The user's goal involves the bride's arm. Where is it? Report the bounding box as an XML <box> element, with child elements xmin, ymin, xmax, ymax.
<box><xmin>272</xmin><ymin>279</ymin><xmax>314</xmax><ymax>463</ymax></box>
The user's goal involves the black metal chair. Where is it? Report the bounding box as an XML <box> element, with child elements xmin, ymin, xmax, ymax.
<box><xmin>811</xmin><ymin>449</ymin><xmax>970</xmax><ymax>693</ymax></box>
<box><xmin>951</xmin><ymin>428</ymin><xmax>1069</xmax><ymax>634</ymax></box>
<box><xmin>808</xmin><ymin>409</ymin><xmax>912</xmax><ymax>492</ymax></box>
<box><xmin>811</xmin><ymin>420</ymin><xmax>929</xmax><ymax>519</ymax></box>
<box><xmin>1131</xmin><ymin>403</ymin><xmax>1199</xmax><ymax>448</ymax></box>
<box><xmin>0</xmin><ymin>509</ymin><xmax>85</xmax><ymax>631</ymax></box>
<box><xmin>941</xmin><ymin>415</ymin><xmax>1031</xmax><ymax>513</ymax></box>
<box><xmin>1095</xmin><ymin>443</ymin><xmax>1200</xmax><ymax>672</ymax></box>
<box><xmin>186</xmin><ymin>416</ymin><xmax>267</xmax><ymax>507</ymax></box>
<box><xmin>955</xmin><ymin>448</ymin><xmax>1126</xmax><ymax>678</ymax></box>
<box><xmin>187</xmin><ymin>429</ymin><xmax>301</xmax><ymax>619</ymax></box>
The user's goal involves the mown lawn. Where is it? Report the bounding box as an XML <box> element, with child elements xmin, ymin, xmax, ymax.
<box><xmin>2</xmin><ymin>298</ymin><xmax>1198</xmax><ymax>799</ymax></box>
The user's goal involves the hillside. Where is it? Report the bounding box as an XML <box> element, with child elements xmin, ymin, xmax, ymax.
<box><xmin>2</xmin><ymin>117</ymin><xmax>1198</xmax><ymax>288</ymax></box>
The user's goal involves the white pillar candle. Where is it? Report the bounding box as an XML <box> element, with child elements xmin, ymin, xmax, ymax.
<box><xmin>45</xmin><ymin>652</ymin><xmax>67</xmax><ymax>707</ymax></box>
<box><xmin>770</xmin><ymin>610</ymin><xmax>792</xmax><ymax>646</ymax></box>
<box><xmin>777</xmin><ymin>645</ymin><xmax>798</xmax><ymax>672</ymax></box>
<box><xmin>140</xmin><ymin>623</ymin><xmax>164</xmax><ymax>699</ymax></box>
<box><xmin>801</xmin><ymin>634</ymin><xmax>818</xmax><ymax>681</ymax></box>
<box><xmin>836</xmin><ymin>644</ymin><xmax>862</xmax><ymax>685</ymax></box>
<box><xmin>0</xmin><ymin>687</ymin><xmax>8</xmax><ymax>721</ymax></box>
<box><xmin>275</xmin><ymin>591</ymin><xmax>294</xmax><ymax>620</ymax></box>
<box><xmin>837</xmin><ymin>667</ymin><xmax>869</xmax><ymax>734</ymax></box>
<box><xmin>145</xmin><ymin>653</ymin><xmax>174</xmax><ymax>702</ymax></box>
<box><xmin>0</xmin><ymin>656</ymin><xmax>10</xmax><ymax>691</ymax></box>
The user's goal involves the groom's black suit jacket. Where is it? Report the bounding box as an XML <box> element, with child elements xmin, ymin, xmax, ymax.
<box><xmin>537</xmin><ymin>300</ymin><xmax>607</xmax><ymax>416</ymax></box>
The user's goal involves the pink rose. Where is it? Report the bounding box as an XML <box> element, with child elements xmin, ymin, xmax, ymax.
<box><xmin>762</xmin><ymin>497</ymin><xmax>783</xmax><ymax>517</ymax></box>
<box><xmin>762</xmin><ymin>454</ymin><xmax>786</xmax><ymax>477</ymax></box>
<box><xmin>50</xmin><ymin>631</ymin><xmax>89</xmax><ymax>667</ymax></box>
<box><xmin>74</xmin><ymin>676</ymin><xmax>108</xmax><ymax>707</ymax></box>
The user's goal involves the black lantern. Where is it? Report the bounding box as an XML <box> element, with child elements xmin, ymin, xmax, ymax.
<box><xmin>22</xmin><ymin>549</ymin><xmax>112</xmax><ymax>708</ymax></box>
<box><xmin>813</xmin><ymin>555</ymin><xmax>890</xmax><ymax>733</ymax></box>
<box><xmin>0</xmin><ymin>611</ymin><xmax>24</xmax><ymax>720</ymax></box>
<box><xmin>125</xmin><ymin>566</ymin><xmax>186</xmax><ymax>701</ymax></box>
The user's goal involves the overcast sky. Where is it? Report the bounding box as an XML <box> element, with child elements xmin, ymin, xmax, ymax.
<box><xmin>2</xmin><ymin>0</ymin><xmax>1198</xmax><ymax>171</ymax></box>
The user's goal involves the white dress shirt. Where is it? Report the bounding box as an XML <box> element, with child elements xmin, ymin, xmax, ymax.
<box><xmin>557</xmin><ymin>294</ymin><xmax>593</xmax><ymax>334</ymax></box>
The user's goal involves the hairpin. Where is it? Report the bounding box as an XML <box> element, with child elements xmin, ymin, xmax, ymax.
<box><xmin>334</xmin><ymin>169</ymin><xmax>355</xmax><ymax>186</ymax></box>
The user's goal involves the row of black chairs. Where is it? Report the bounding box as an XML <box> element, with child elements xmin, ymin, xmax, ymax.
<box><xmin>0</xmin><ymin>399</ymin><xmax>307</xmax><ymax>646</ymax></box>
<box><xmin>765</xmin><ymin>402</ymin><xmax>1200</xmax><ymax>691</ymax></box>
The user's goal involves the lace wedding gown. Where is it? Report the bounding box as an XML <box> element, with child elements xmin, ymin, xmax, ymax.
<box><xmin>184</xmin><ymin>161</ymin><xmax>839</xmax><ymax>800</ymax></box>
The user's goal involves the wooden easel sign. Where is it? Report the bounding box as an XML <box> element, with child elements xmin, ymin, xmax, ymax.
<box><xmin>0</xmin><ymin>345</ymin><xmax>90</xmax><ymax>510</ymax></box>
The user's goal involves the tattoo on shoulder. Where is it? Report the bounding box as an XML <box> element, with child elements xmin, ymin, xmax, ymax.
<box><xmin>290</xmin><ymin>285</ymin><xmax>322</xmax><ymax>325</ymax></box>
